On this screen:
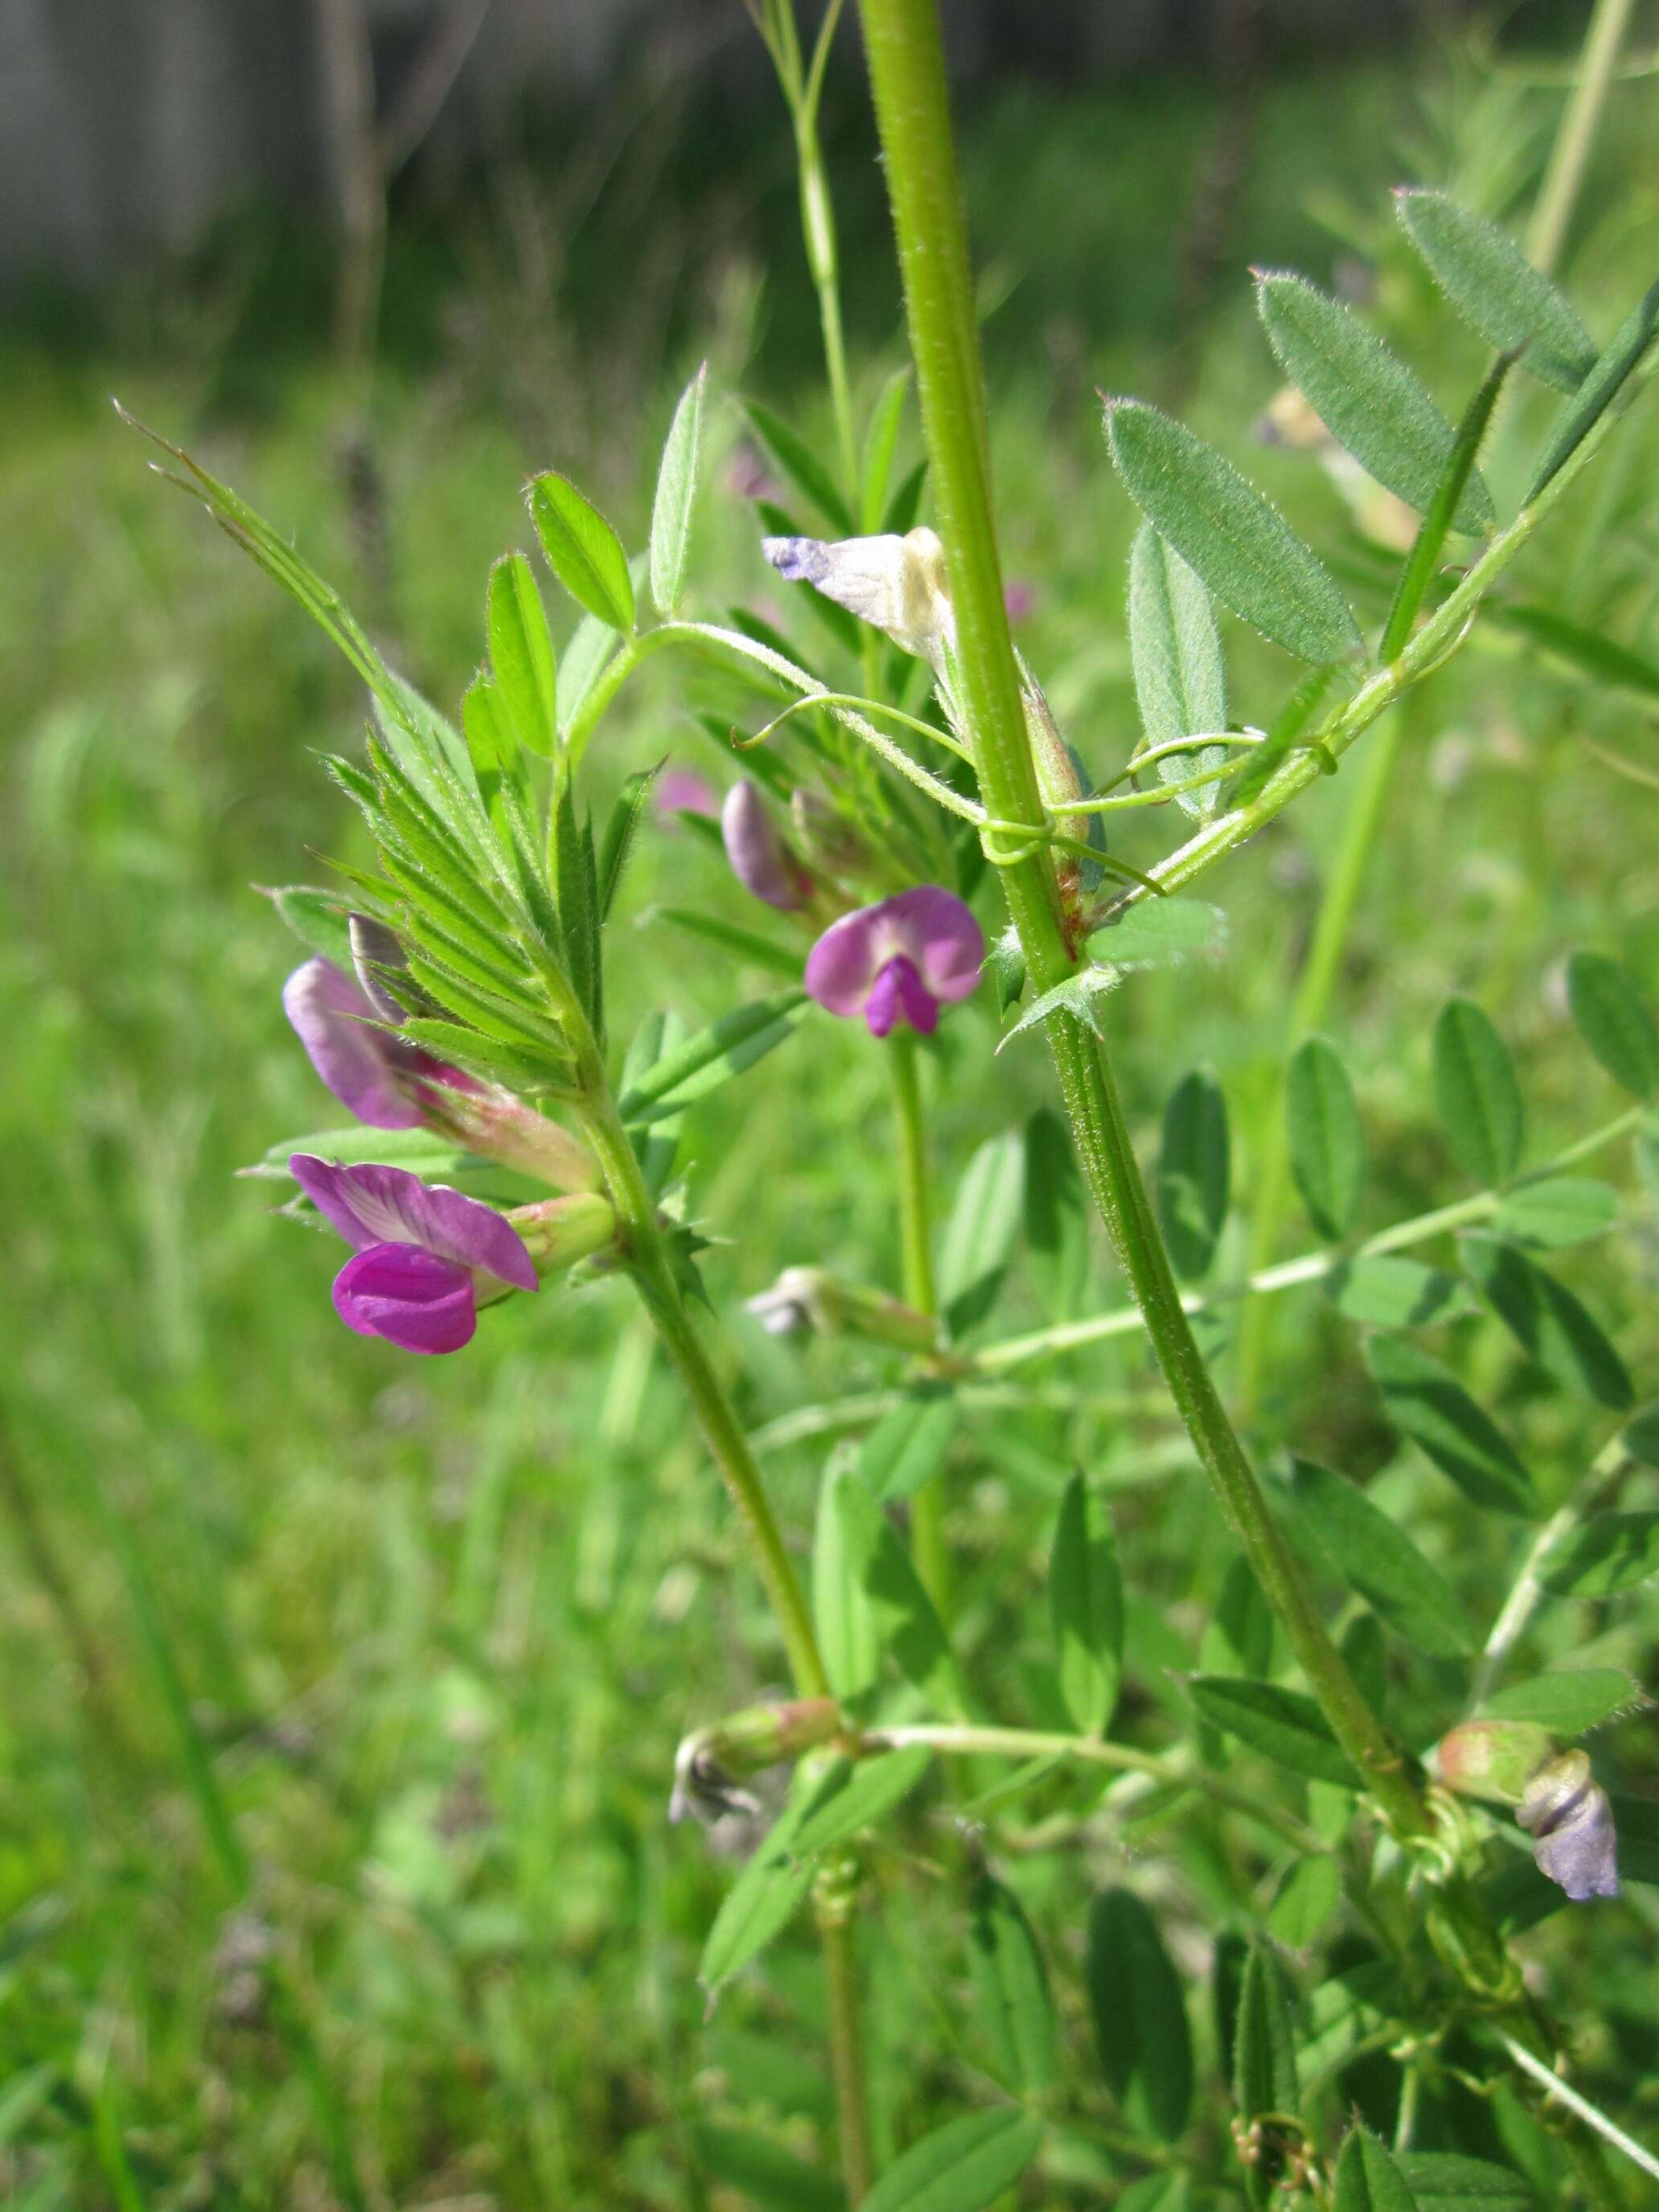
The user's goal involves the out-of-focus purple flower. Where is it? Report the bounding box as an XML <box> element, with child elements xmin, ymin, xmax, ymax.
<box><xmin>721</xmin><ymin>781</ymin><xmax>813</xmax><ymax>911</ymax></box>
<box><xmin>1004</xmin><ymin>579</ymin><xmax>1036</xmax><ymax>624</ymax></box>
<box><xmin>805</xmin><ymin>887</ymin><xmax>983</xmax><ymax>1038</ymax></box>
<box><xmin>290</xmin><ymin>1153</ymin><xmax>538</xmax><ymax>1355</ymax></box>
<box><xmin>284</xmin><ymin>956</ymin><xmax>477</xmax><ymax>1130</ymax></box>
<box><xmin>656</xmin><ymin>766</ymin><xmax>720</xmax><ymax>820</ymax></box>
<box><xmin>1517</xmin><ymin>1750</ymin><xmax>1620</xmax><ymax>1902</ymax></box>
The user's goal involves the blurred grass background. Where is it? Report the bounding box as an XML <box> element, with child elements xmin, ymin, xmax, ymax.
<box><xmin>2</xmin><ymin>17</ymin><xmax>1657</xmax><ymax>2207</ymax></box>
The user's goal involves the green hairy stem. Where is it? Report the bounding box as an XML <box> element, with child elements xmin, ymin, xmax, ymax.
<box><xmin>856</xmin><ymin>0</ymin><xmax>1431</xmax><ymax>1840</ymax></box>
<box><xmin>888</xmin><ymin>1030</ymin><xmax>951</xmax><ymax>1613</ymax></box>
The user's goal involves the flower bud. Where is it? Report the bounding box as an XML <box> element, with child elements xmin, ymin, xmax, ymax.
<box><xmin>790</xmin><ymin>789</ymin><xmax>873</xmax><ymax>886</ymax></box>
<box><xmin>747</xmin><ymin>1266</ymin><xmax>940</xmax><ymax>1355</ymax></box>
<box><xmin>1435</xmin><ymin>1720</ymin><xmax>1555</xmax><ymax>1805</ymax></box>
<box><xmin>721</xmin><ymin>780</ymin><xmax>812</xmax><ymax>911</ymax></box>
<box><xmin>669</xmin><ymin>1698</ymin><xmax>841</xmax><ymax>1827</ymax></box>
<box><xmin>1517</xmin><ymin>1749</ymin><xmax>1619</xmax><ymax>1902</ymax></box>
<box><xmin>504</xmin><ymin>1193</ymin><xmax>616</xmax><ymax>1277</ymax></box>
<box><xmin>418</xmin><ymin>1082</ymin><xmax>603</xmax><ymax>1194</ymax></box>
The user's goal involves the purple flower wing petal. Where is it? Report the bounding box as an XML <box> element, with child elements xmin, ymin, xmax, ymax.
<box><xmin>805</xmin><ymin>908</ymin><xmax>885</xmax><ymax>1017</ymax></box>
<box><xmin>332</xmin><ymin>1244</ymin><xmax>477</xmax><ymax>1354</ymax></box>
<box><xmin>290</xmin><ymin>1156</ymin><xmax>538</xmax><ymax>1291</ymax></box>
<box><xmin>283</xmin><ymin>958</ymin><xmax>418</xmax><ymax>1129</ymax></box>
<box><xmin>885</xmin><ymin>886</ymin><xmax>985</xmax><ymax>1005</ymax></box>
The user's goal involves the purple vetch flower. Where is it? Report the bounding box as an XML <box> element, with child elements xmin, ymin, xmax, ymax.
<box><xmin>656</xmin><ymin>765</ymin><xmax>720</xmax><ymax>820</ymax></box>
<box><xmin>1516</xmin><ymin>1750</ymin><xmax>1620</xmax><ymax>1902</ymax></box>
<box><xmin>1004</xmin><ymin>579</ymin><xmax>1036</xmax><ymax>624</ymax></box>
<box><xmin>805</xmin><ymin>887</ymin><xmax>984</xmax><ymax>1039</ymax></box>
<box><xmin>721</xmin><ymin>781</ymin><xmax>813</xmax><ymax>911</ymax></box>
<box><xmin>290</xmin><ymin>1154</ymin><xmax>538</xmax><ymax>1354</ymax></box>
<box><xmin>283</xmin><ymin>956</ymin><xmax>478</xmax><ymax>1130</ymax></box>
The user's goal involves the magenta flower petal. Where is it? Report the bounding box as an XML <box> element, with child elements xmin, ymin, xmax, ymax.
<box><xmin>885</xmin><ymin>886</ymin><xmax>985</xmax><ymax>1005</ymax></box>
<box><xmin>289</xmin><ymin>1155</ymin><xmax>539</xmax><ymax>1292</ymax></box>
<box><xmin>805</xmin><ymin>887</ymin><xmax>983</xmax><ymax>1030</ymax></box>
<box><xmin>657</xmin><ymin>766</ymin><xmax>719</xmax><ymax>820</ymax></box>
<box><xmin>283</xmin><ymin>958</ymin><xmax>421</xmax><ymax>1129</ymax></box>
<box><xmin>332</xmin><ymin>1244</ymin><xmax>478</xmax><ymax>1354</ymax></box>
<box><xmin>864</xmin><ymin>956</ymin><xmax>938</xmax><ymax>1038</ymax></box>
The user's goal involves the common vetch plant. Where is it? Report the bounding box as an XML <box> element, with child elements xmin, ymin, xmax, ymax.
<box><xmin>132</xmin><ymin>0</ymin><xmax>1659</xmax><ymax>2202</ymax></box>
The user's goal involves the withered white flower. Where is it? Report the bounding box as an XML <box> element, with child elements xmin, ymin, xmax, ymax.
<box><xmin>1516</xmin><ymin>1749</ymin><xmax>1620</xmax><ymax>1902</ymax></box>
<box><xmin>764</xmin><ymin>527</ymin><xmax>955</xmax><ymax>668</ymax></box>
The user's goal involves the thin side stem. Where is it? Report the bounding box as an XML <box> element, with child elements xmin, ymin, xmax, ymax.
<box><xmin>1527</xmin><ymin>0</ymin><xmax>1638</xmax><ymax>278</ymax></box>
<box><xmin>971</xmin><ymin>1102</ymin><xmax>1643</xmax><ymax>1373</ymax></box>
<box><xmin>1471</xmin><ymin>1433</ymin><xmax>1630</xmax><ymax>1706</ymax></box>
<box><xmin>1234</xmin><ymin>714</ymin><xmax>1406</xmax><ymax>1411</ymax></box>
<box><xmin>888</xmin><ymin>1030</ymin><xmax>949</xmax><ymax>1611</ymax></box>
<box><xmin>577</xmin><ymin>1079</ymin><xmax>829</xmax><ymax>1700</ymax></box>
<box><xmin>856</xmin><ymin>0</ymin><xmax>1429</xmax><ymax>1838</ymax></box>
<box><xmin>1108</xmin><ymin>386</ymin><xmax>1639</xmax><ymax>915</ymax></box>
<box><xmin>865</xmin><ymin>1723</ymin><xmax>1328</xmax><ymax>1855</ymax></box>
<box><xmin>1497</xmin><ymin>2030</ymin><xmax>1659</xmax><ymax>2186</ymax></box>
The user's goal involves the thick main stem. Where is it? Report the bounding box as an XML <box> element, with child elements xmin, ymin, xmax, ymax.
<box><xmin>856</xmin><ymin>0</ymin><xmax>1429</xmax><ymax>1840</ymax></box>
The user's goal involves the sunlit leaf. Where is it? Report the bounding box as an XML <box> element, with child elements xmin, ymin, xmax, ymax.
<box><xmin>1492</xmin><ymin>1177</ymin><xmax>1619</xmax><ymax>1250</ymax></box>
<box><xmin>616</xmin><ymin>990</ymin><xmax>812</xmax><ymax>1125</ymax></box>
<box><xmin>741</xmin><ymin>398</ymin><xmax>854</xmax><ymax>535</ymax></box>
<box><xmin>1567</xmin><ymin>952</ymin><xmax>1659</xmax><ymax>1097</ymax></box>
<box><xmin>692</xmin><ymin>2124</ymin><xmax>841</xmax><ymax>2212</ymax></box>
<box><xmin>1104</xmin><ymin>398</ymin><xmax>1362</xmax><ymax>663</ymax></box>
<box><xmin>859</xmin><ymin>2107</ymin><xmax>1043</xmax><ymax>2212</ymax></box>
<box><xmin>858</xmin><ymin>1389</ymin><xmax>958</xmax><ymax>1503</ymax></box>
<box><xmin>261</xmin><ymin>884</ymin><xmax>356</xmax><ymax>973</ymax></box>
<box><xmin>649</xmin><ymin>362</ymin><xmax>706</xmax><ymax>617</ymax></box>
<box><xmin>1086</xmin><ymin>1889</ymin><xmax>1193</xmax><ymax>2143</ymax></box>
<box><xmin>968</xmin><ymin>1871</ymin><xmax>1056</xmax><ymax>2093</ymax></box>
<box><xmin>1289</xmin><ymin>1458</ymin><xmax>1471</xmax><ymax>1656</ymax></box>
<box><xmin>487</xmin><ymin>553</ymin><xmax>559</xmax><ymax>757</ymax></box>
<box><xmin>1257</xmin><ymin>272</ymin><xmax>1493</xmax><ymax>530</ymax></box>
<box><xmin>1394</xmin><ymin>191</ymin><xmax>1594</xmax><ymax>391</ymax></box>
<box><xmin>1157</xmin><ymin>1071</ymin><xmax>1230</xmax><ymax>1280</ymax></box>
<box><xmin>1234</xmin><ymin>1939</ymin><xmax>1299</xmax><ymax>2125</ymax></box>
<box><xmin>788</xmin><ymin>1747</ymin><xmax>933</xmax><ymax>1856</ymax></box>
<box><xmin>938</xmin><ymin>1132</ymin><xmax>1025</xmax><ymax>1332</ymax></box>
<box><xmin>699</xmin><ymin>1774</ymin><xmax>819</xmax><ymax>1995</ymax></box>
<box><xmin>1433</xmin><ymin>998</ymin><xmax>1524</xmax><ymax>1187</ymax></box>
<box><xmin>1049</xmin><ymin>1471</ymin><xmax>1123</xmax><ymax>1737</ymax></box>
<box><xmin>1267</xmin><ymin>1855</ymin><xmax>1341</xmax><ymax>1949</ymax></box>
<box><xmin>1528</xmin><ymin>277</ymin><xmax>1659</xmax><ymax>500</ymax></box>
<box><xmin>861</xmin><ymin>364</ymin><xmax>911</xmax><ymax>532</ymax></box>
<box><xmin>1325</xmin><ymin>1255</ymin><xmax>1472</xmax><ymax>1330</ymax></box>
<box><xmin>1188</xmin><ymin>1675</ymin><xmax>1358</xmax><ymax>1786</ymax></box>
<box><xmin>1368</xmin><ymin>1335</ymin><xmax>1537</xmax><ymax>1515</ymax></box>
<box><xmin>1333</xmin><ymin>2126</ymin><xmax>1421</xmax><ymax>2212</ymax></box>
<box><xmin>1538</xmin><ymin>1513</ymin><xmax>1659</xmax><ymax>1598</ymax></box>
<box><xmin>1462</xmin><ymin>1234</ymin><xmax>1632</xmax><ymax>1410</ymax></box>
<box><xmin>1286</xmin><ymin>1037</ymin><xmax>1366</xmax><ymax>1240</ymax></box>
<box><xmin>1394</xmin><ymin>2152</ymin><xmax>1534</xmax><ymax>2211</ymax></box>
<box><xmin>527</xmin><ymin>471</ymin><xmax>635</xmax><ymax>633</ymax></box>
<box><xmin>1128</xmin><ymin>523</ymin><xmax>1229</xmax><ymax>817</ymax></box>
<box><xmin>813</xmin><ymin>1462</ymin><xmax>881</xmax><ymax>1704</ymax></box>
<box><xmin>1481</xmin><ymin>1667</ymin><xmax>1636</xmax><ymax>1733</ymax></box>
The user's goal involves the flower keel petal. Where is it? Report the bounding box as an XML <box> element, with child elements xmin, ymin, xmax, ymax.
<box><xmin>332</xmin><ymin>1244</ymin><xmax>478</xmax><ymax>1354</ymax></box>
